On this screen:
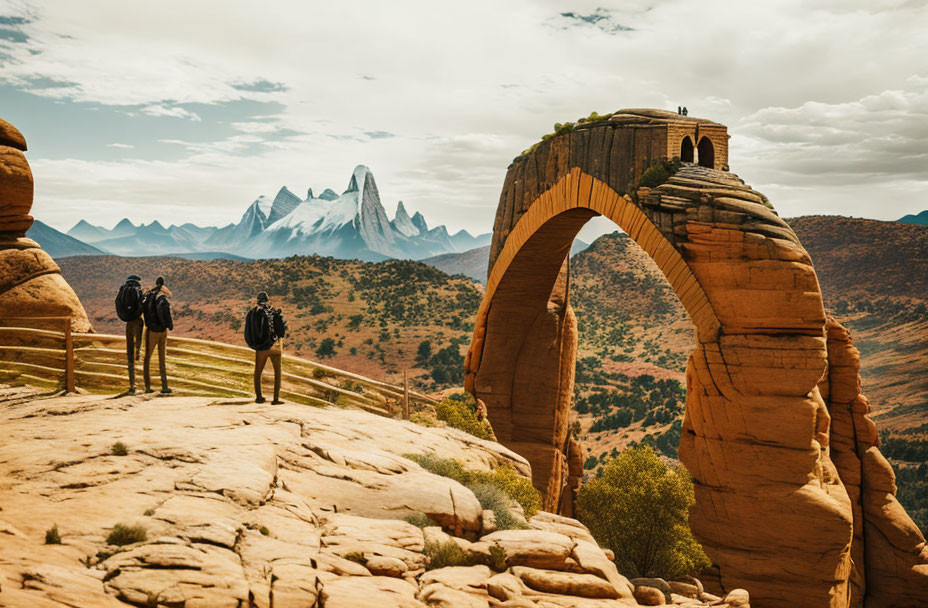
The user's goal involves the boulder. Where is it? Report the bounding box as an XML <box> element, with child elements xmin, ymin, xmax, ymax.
<box><xmin>511</xmin><ymin>566</ymin><xmax>620</xmax><ymax>599</ymax></box>
<box><xmin>668</xmin><ymin>580</ymin><xmax>700</xmax><ymax>599</ymax></box>
<box><xmin>633</xmin><ymin>585</ymin><xmax>665</xmax><ymax>606</ymax></box>
<box><xmin>630</xmin><ymin>577</ymin><xmax>671</xmax><ymax>599</ymax></box>
<box><xmin>418</xmin><ymin>584</ymin><xmax>489</xmax><ymax>607</ymax></box>
<box><xmin>724</xmin><ymin>588</ymin><xmax>751</xmax><ymax>607</ymax></box>
<box><xmin>320</xmin><ymin>576</ymin><xmax>423</xmax><ymax>608</ymax></box>
<box><xmin>481</xmin><ymin>530</ymin><xmax>574</xmax><ymax>569</ymax></box>
<box><xmin>487</xmin><ymin>572</ymin><xmax>523</xmax><ymax>601</ymax></box>
<box><xmin>0</xmin><ymin>118</ymin><xmax>91</xmax><ymax>332</ymax></box>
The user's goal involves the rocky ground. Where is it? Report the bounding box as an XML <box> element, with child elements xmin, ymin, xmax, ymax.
<box><xmin>0</xmin><ymin>386</ymin><xmax>748</xmax><ymax>608</ymax></box>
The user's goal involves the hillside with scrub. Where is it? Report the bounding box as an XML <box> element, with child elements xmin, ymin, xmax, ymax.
<box><xmin>58</xmin><ymin>216</ymin><xmax>928</xmax><ymax>535</ymax></box>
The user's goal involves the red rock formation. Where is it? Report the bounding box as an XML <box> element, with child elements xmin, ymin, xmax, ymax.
<box><xmin>465</xmin><ymin>108</ymin><xmax>928</xmax><ymax>607</ymax></box>
<box><xmin>0</xmin><ymin>118</ymin><xmax>91</xmax><ymax>331</ymax></box>
<box><xmin>823</xmin><ymin>317</ymin><xmax>928</xmax><ymax>607</ymax></box>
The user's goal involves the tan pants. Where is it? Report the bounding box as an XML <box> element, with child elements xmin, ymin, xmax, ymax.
<box><xmin>125</xmin><ymin>318</ymin><xmax>143</xmax><ymax>388</ymax></box>
<box><xmin>144</xmin><ymin>329</ymin><xmax>168</xmax><ymax>391</ymax></box>
<box><xmin>254</xmin><ymin>340</ymin><xmax>282</xmax><ymax>401</ymax></box>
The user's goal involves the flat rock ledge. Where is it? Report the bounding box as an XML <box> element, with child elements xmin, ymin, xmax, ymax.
<box><xmin>0</xmin><ymin>388</ymin><xmax>748</xmax><ymax>607</ymax></box>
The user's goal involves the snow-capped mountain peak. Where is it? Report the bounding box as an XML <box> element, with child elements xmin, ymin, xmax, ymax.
<box><xmin>391</xmin><ymin>201</ymin><xmax>420</xmax><ymax>237</ymax></box>
<box><xmin>65</xmin><ymin>166</ymin><xmax>491</xmax><ymax>262</ymax></box>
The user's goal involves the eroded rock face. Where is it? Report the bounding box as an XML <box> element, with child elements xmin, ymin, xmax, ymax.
<box><xmin>465</xmin><ymin>109</ymin><xmax>927</xmax><ymax>607</ymax></box>
<box><xmin>0</xmin><ymin>118</ymin><xmax>91</xmax><ymax>331</ymax></box>
<box><xmin>822</xmin><ymin>317</ymin><xmax>928</xmax><ymax>607</ymax></box>
<box><xmin>0</xmin><ymin>389</ymin><xmax>652</xmax><ymax>608</ymax></box>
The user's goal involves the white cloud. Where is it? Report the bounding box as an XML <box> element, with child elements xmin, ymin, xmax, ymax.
<box><xmin>140</xmin><ymin>104</ymin><xmax>202</xmax><ymax>121</ymax></box>
<box><xmin>106</xmin><ymin>142</ymin><xmax>133</xmax><ymax>149</ymax></box>
<box><xmin>4</xmin><ymin>0</ymin><xmax>928</xmax><ymax>233</ymax></box>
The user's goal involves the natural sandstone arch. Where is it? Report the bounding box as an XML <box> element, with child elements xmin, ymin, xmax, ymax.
<box><xmin>697</xmin><ymin>135</ymin><xmax>714</xmax><ymax>168</ymax></box>
<box><xmin>465</xmin><ymin>108</ymin><xmax>928</xmax><ymax>607</ymax></box>
<box><xmin>680</xmin><ymin>135</ymin><xmax>694</xmax><ymax>162</ymax></box>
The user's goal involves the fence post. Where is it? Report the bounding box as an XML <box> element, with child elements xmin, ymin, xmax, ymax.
<box><xmin>403</xmin><ymin>370</ymin><xmax>409</xmax><ymax>420</ymax></box>
<box><xmin>64</xmin><ymin>317</ymin><xmax>75</xmax><ymax>393</ymax></box>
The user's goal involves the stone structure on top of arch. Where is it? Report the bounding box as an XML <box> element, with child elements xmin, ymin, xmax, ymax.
<box><xmin>464</xmin><ymin>108</ymin><xmax>928</xmax><ymax>607</ymax></box>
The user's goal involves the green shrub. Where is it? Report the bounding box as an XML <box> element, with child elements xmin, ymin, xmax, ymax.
<box><xmin>111</xmin><ymin>442</ymin><xmax>128</xmax><ymax>456</ymax></box>
<box><xmin>433</xmin><ymin>395</ymin><xmax>495</xmax><ymax>441</ymax></box>
<box><xmin>316</xmin><ymin>337</ymin><xmax>336</xmax><ymax>358</ymax></box>
<box><xmin>424</xmin><ymin>540</ymin><xmax>480</xmax><ymax>570</ymax></box>
<box><xmin>106</xmin><ymin>523</ymin><xmax>147</xmax><ymax>546</ymax></box>
<box><xmin>405</xmin><ymin>513</ymin><xmax>439</xmax><ymax>528</ymax></box>
<box><xmin>409</xmin><ymin>411</ymin><xmax>437</xmax><ymax>427</ymax></box>
<box><xmin>45</xmin><ymin>525</ymin><xmax>61</xmax><ymax>544</ymax></box>
<box><xmin>469</xmin><ymin>482</ymin><xmax>525</xmax><ymax>530</ymax></box>
<box><xmin>489</xmin><ymin>467</ymin><xmax>541</xmax><ymax>519</ymax></box>
<box><xmin>259</xmin><ymin>526</ymin><xmax>270</xmax><ymax>536</ymax></box>
<box><xmin>639</xmin><ymin>159</ymin><xmax>681</xmax><ymax>189</ymax></box>
<box><xmin>576</xmin><ymin>446</ymin><xmax>710</xmax><ymax>579</ymax></box>
<box><xmin>486</xmin><ymin>544</ymin><xmax>508</xmax><ymax>572</ymax></box>
<box><xmin>405</xmin><ymin>454</ymin><xmax>542</xmax><ymax>524</ymax></box>
<box><xmin>423</xmin><ymin>539</ymin><xmax>509</xmax><ymax>571</ymax></box>
<box><xmin>407</xmin><ymin>453</ymin><xmax>470</xmax><ymax>480</ymax></box>
<box><xmin>344</xmin><ymin>551</ymin><xmax>366</xmax><ymax>564</ymax></box>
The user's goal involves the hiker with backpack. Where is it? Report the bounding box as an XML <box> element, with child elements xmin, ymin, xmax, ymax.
<box><xmin>141</xmin><ymin>276</ymin><xmax>174</xmax><ymax>394</ymax></box>
<box><xmin>244</xmin><ymin>291</ymin><xmax>287</xmax><ymax>404</ymax></box>
<box><xmin>115</xmin><ymin>274</ymin><xmax>145</xmax><ymax>394</ymax></box>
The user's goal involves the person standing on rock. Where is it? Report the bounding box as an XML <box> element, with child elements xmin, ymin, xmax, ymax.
<box><xmin>115</xmin><ymin>274</ymin><xmax>145</xmax><ymax>394</ymax></box>
<box><xmin>141</xmin><ymin>276</ymin><xmax>174</xmax><ymax>394</ymax></box>
<box><xmin>244</xmin><ymin>291</ymin><xmax>287</xmax><ymax>404</ymax></box>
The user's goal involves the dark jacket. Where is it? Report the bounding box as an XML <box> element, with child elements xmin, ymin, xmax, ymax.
<box><xmin>143</xmin><ymin>285</ymin><xmax>174</xmax><ymax>332</ymax></box>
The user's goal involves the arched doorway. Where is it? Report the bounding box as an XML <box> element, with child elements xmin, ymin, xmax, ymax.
<box><xmin>697</xmin><ymin>136</ymin><xmax>714</xmax><ymax>168</ymax></box>
<box><xmin>680</xmin><ymin>136</ymin><xmax>694</xmax><ymax>162</ymax></box>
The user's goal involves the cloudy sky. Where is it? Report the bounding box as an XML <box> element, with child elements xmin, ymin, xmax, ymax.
<box><xmin>1</xmin><ymin>0</ymin><xmax>926</xmax><ymax>239</ymax></box>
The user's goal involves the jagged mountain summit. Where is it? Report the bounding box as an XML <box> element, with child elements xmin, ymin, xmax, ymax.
<box><xmin>65</xmin><ymin>165</ymin><xmax>490</xmax><ymax>261</ymax></box>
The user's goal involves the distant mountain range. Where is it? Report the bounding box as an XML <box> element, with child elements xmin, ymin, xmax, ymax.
<box><xmin>899</xmin><ymin>210</ymin><xmax>928</xmax><ymax>225</ymax></box>
<box><xmin>59</xmin><ymin>166</ymin><xmax>490</xmax><ymax>261</ymax></box>
<box><xmin>26</xmin><ymin>220</ymin><xmax>107</xmax><ymax>258</ymax></box>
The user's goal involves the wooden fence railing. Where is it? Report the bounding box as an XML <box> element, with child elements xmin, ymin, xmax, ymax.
<box><xmin>0</xmin><ymin>318</ymin><xmax>435</xmax><ymax>417</ymax></box>
<box><xmin>0</xmin><ymin>316</ymin><xmax>74</xmax><ymax>393</ymax></box>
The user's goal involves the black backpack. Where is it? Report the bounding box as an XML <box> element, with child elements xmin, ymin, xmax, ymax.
<box><xmin>141</xmin><ymin>289</ymin><xmax>165</xmax><ymax>330</ymax></box>
<box><xmin>272</xmin><ymin>308</ymin><xmax>288</xmax><ymax>341</ymax></box>
<box><xmin>115</xmin><ymin>281</ymin><xmax>144</xmax><ymax>322</ymax></box>
<box><xmin>244</xmin><ymin>306</ymin><xmax>287</xmax><ymax>351</ymax></box>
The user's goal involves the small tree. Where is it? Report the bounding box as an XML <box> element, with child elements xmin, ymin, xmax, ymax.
<box><xmin>576</xmin><ymin>445</ymin><xmax>710</xmax><ymax>579</ymax></box>
<box><xmin>316</xmin><ymin>338</ymin><xmax>336</xmax><ymax>358</ymax></box>
<box><xmin>416</xmin><ymin>340</ymin><xmax>432</xmax><ymax>365</ymax></box>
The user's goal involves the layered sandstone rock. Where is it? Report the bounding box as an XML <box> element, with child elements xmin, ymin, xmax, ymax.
<box><xmin>822</xmin><ymin>318</ymin><xmax>928</xmax><ymax>607</ymax></box>
<box><xmin>465</xmin><ymin>109</ymin><xmax>927</xmax><ymax>607</ymax></box>
<box><xmin>0</xmin><ymin>118</ymin><xmax>91</xmax><ymax>331</ymax></box>
<box><xmin>0</xmin><ymin>388</ymin><xmax>653</xmax><ymax>607</ymax></box>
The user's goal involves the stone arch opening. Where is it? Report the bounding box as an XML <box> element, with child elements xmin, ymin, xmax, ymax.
<box><xmin>465</xmin><ymin>109</ymin><xmax>928</xmax><ymax>606</ymax></box>
<box><xmin>467</xmin><ymin>165</ymin><xmax>845</xmax><ymax>604</ymax></box>
<box><xmin>697</xmin><ymin>136</ymin><xmax>714</xmax><ymax>168</ymax></box>
<box><xmin>680</xmin><ymin>135</ymin><xmax>694</xmax><ymax>162</ymax></box>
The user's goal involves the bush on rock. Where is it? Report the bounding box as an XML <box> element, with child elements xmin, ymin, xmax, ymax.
<box><xmin>576</xmin><ymin>445</ymin><xmax>709</xmax><ymax>579</ymax></box>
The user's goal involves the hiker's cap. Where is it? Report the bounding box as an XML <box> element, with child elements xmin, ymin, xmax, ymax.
<box><xmin>257</xmin><ymin>291</ymin><xmax>269</xmax><ymax>303</ymax></box>
<box><xmin>127</xmin><ymin>275</ymin><xmax>141</xmax><ymax>282</ymax></box>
